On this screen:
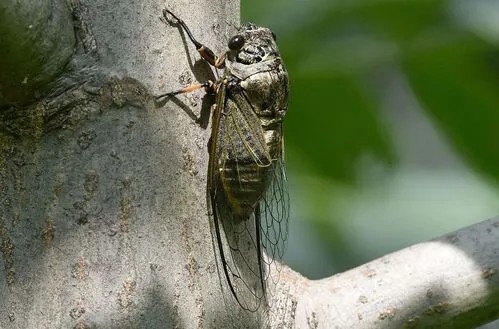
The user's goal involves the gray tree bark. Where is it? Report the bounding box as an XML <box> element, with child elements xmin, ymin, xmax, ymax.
<box><xmin>0</xmin><ymin>0</ymin><xmax>267</xmax><ymax>328</ymax></box>
<box><xmin>293</xmin><ymin>217</ymin><xmax>499</xmax><ymax>329</ymax></box>
<box><xmin>1</xmin><ymin>1</ymin><xmax>499</xmax><ymax>329</ymax></box>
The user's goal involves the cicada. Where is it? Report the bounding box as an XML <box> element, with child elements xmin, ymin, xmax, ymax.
<box><xmin>157</xmin><ymin>9</ymin><xmax>290</xmax><ymax>312</ymax></box>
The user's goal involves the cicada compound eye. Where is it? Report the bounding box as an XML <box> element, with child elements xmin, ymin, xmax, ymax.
<box><xmin>228</xmin><ymin>35</ymin><xmax>245</xmax><ymax>50</ymax></box>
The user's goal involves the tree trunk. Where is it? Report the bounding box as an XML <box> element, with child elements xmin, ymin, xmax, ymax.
<box><xmin>0</xmin><ymin>0</ymin><xmax>266</xmax><ymax>328</ymax></box>
<box><xmin>2</xmin><ymin>1</ymin><xmax>499</xmax><ymax>329</ymax></box>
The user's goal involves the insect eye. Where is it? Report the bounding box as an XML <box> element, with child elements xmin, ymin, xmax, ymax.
<box><xmin>228</xmin><ymin>35</ymin><xmax>245</xmax><ymax>50</ymax></box>
<box><xmin>271</xmin><ymin>31</ymin><xmax>277</xmax><ymax>41</ymax></box>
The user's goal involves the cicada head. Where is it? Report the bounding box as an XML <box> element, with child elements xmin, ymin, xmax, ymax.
<box><xmin>226</xmin><ymin>23</ymin><xmax>280</xmax><ymax>65</ymax></box>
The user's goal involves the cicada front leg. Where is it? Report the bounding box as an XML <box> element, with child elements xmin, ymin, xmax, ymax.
<box><xmin>155</xmin><ymin>9</ymin><xmax>226</xmax><ymax>103</ymax></box>
<box><xmin>162</xmin><ymin>9</ymin><xmax>226</xmax><ymax>69</ymax></box>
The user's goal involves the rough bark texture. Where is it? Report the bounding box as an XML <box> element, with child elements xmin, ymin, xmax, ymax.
<box><xmin>2</xmin><ymin>1</ymin><xmax>499</xmax><ymax>329</ymax></box>
<box><xmin>292</xmin><ymin>217</ymin><xmax>499</xmax><ymax>329</ymax></box>
<box><xmin>0</xmin><ymin>0</ymin><xmax>262</xmax><ymax>328</ymax></box>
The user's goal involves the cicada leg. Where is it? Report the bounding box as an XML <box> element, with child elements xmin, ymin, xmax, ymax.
<box><xmin>155</xmin><ymin>80</ymin><xmax>215</xmax><ymax>102</ymax></box>
<box><xmin>156</xmin><ymin>9</ymin><xmax>227</xmax><ymax>102</ymax></box>
<box><xmin>162</xmin><ymin>9</ymin><xmax>226</xmax><ymax>69</ymax></box>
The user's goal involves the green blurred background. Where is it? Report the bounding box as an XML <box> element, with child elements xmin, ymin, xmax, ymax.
<box><xmin>241</xmin><ymin>0</ymin><xmax>499</xmax><ymax>280</ymax></box>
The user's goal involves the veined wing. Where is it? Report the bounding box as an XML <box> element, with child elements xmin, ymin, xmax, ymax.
<box><xmin>207</xmin><ymin>81</ymin><xmax>289</xmax><ymax>313</ymax></box>
<box><xmin>258</xmin><ymin>155</ymin><xmax>289</xmax><ymax>291</ymax></box>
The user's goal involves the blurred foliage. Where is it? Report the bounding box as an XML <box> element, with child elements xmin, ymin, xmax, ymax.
<box><xmin>288</xmin><ymin>75</ymin><xmax>393</xmax><ymax>181</ymax></box>
<box><xmin>405</xmin><ymin>37</ymin><xmax>499</xmax><ymax>185</ymax></box>
<box><xmin>243</xmin><ymin>0</ymin><xmax>499</xmax><ymax>183</ymax></box>
<box><xmin>242</xmin><ymin>0</ymin><xmax>499</xmax><ymax>278</ymax></box>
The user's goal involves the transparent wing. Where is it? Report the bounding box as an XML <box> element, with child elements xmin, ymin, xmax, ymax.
<box><xmin>259</xmin><ymin>156</ymin><xmax>289</xmax><ymax>290</ymax></box>
<box><xmin>208</xmin><ymin>86</ymin><xmax>289</xmax><ymax>314</ymax></box>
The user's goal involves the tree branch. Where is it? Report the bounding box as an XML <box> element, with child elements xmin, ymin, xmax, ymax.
<box><xmin>278</xmin><ymin>217</ymin><xmax>499</xmax><ymax>328</ymax></box>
